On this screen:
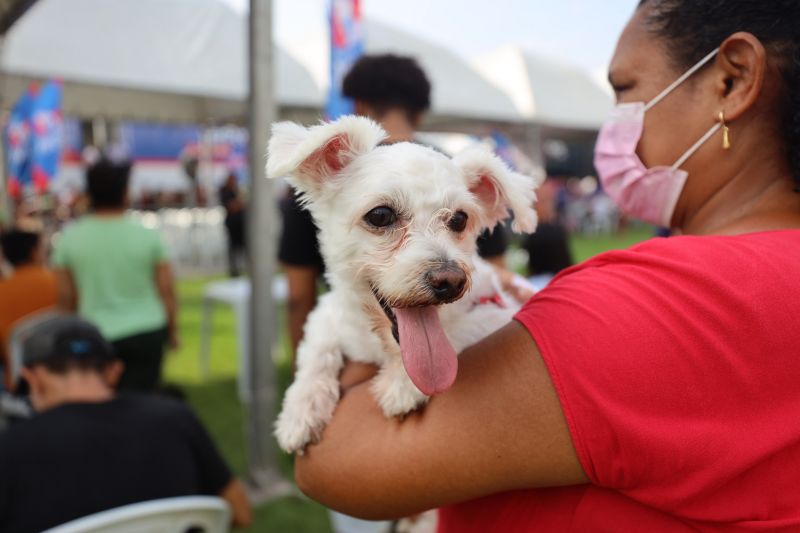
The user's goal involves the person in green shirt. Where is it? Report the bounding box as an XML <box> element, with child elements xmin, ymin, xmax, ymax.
<box><xmin>53</xmin><ymin>158</ymin><xmax>178</xmax><ymax>391</ymax></box>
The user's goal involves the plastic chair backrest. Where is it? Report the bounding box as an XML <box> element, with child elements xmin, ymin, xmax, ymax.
<box><xmin>42</xmin><ymin>496</ymin><xmax>231</xmax><ymax>533</ymax></box>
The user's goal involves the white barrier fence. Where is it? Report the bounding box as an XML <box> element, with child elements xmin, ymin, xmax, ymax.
<box><xmin>129</xmin><ymin>207</ymin><xmax>230</xmax><ymax>277</ymax></box>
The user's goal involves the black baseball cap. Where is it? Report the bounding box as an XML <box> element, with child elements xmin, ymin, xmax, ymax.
<box><xmin>22</xmin><ymin>316</ymin><xmax>116</xmax><ymax>368</ymax></box>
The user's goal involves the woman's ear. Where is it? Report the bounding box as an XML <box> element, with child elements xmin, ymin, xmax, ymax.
<box><xmin>266</xmin><ymin>116</ymin><xmax>386</xmax><ymax>198</ymax></box>
<box><xmin>453</xmin><ymin>148</ymin><xmax>540</xmax><ymax>234</ymax></box>
<box><xmin>715</xmin><ymin>31</ymin><xmax>767</xmax><ymax>121</ymax></box>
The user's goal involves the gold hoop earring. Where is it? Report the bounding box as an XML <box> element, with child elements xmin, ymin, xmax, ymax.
<box><xmin>719</xmin><ymin>111</ymin><xmax>731</xmax><ymax>150</ymax></box>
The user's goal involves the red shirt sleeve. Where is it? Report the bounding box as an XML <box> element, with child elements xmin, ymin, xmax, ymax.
<box><xmin>514</xmin><ymin>232</ymin><xmax>800</xmax><ymax>520</ymax></box>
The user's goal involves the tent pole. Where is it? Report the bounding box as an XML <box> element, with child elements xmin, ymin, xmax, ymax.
<box><xmin>0</xmin><ymin>34</ymin><xmax>12</xmax><ymax>228</ymax></box>
<box><xmin>245</xmin><ymin>0</ymin><xmax>289</xmax><ymax>503</ymax></box>
<box><xmin>525</xmin><ymin>122</ymin><xmax>545</xmax><ymax>171</ymax></box>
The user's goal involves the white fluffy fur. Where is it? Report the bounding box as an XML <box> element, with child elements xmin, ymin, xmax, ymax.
<box><xmin>267</xmin><ymin>117</ymin><xmax>386</xmax><ymax>194</ymax></box>
<box><xmin>268</xmin><ymin>116</ymin><xmax>540</xmax><ymax>453</ymax></box>
<box><xmin>452</xmin><ymin>148</ymin><xmax>539</xmax><ymax>233</ymax></box>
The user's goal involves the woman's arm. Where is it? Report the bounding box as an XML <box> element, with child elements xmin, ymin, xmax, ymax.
<box><xmin>295</xmin><ymin>320</ymin><xmax>588</xmax><ymax>520</ymax></box>
<box><xmin>155</xmin><ymin>262</ymin><xmax>178</xmax><ymax>349</ymax></box>
<box><xmin>219</xmin><ymin>478</ymin><xmax>253</xmax><ymax>528</ymax></box>
<box><xmin>283</xmin><ymin>263</ymin><xmax>320</xmax><ymax>355</ymax></box>
<box><xmin>54</xmin><ymin>268</ymin><xmax>78</xmax><ymax>312</ymax></box>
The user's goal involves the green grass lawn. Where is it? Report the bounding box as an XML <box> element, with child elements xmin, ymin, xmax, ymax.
<box><xmin>569</xmin><ymin>225</ymin><xmax>654</xmax><ymax>263</ymax></box>
<box><xmin>164</xmin><ymin>227</ymin><xmax>654</xmax><ymax>532</ymax></box>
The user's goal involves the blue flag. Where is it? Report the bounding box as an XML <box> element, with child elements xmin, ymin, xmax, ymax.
<box><xmin>326</xmin><ymin>0</ymin><xmax>364</xmax><ymax>120</ymax></box>
<box><xmin>491</xmin><ymin>130</ymin><xmax>517</xmax><ymax>170</ymax></box>
<box><xmin>29</xmin><ymin>80</ymin><xmax>64</xmax><ymax>194</ymax></box>
<box><xmin>4</xmin><ymin>86</ymin><xmax>36</xmax><ymax>198</ymax></box>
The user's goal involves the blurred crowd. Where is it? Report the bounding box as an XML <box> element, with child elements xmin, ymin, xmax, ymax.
<box><xmin>0</xmin><ymin>157</ymin><xmax>252</xmax><ymax>532</ymax></box>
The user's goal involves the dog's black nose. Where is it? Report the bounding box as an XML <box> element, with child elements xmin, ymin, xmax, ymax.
<box><xmin>426</xmin><ymin>266</ymin><xmax>467</xmax><ymax>303</ymax></box>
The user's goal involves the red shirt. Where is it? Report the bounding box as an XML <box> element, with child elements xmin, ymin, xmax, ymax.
<box><xmin>439</xmin><ymin>230</ymin><xmax>800</xmax><ymax>532</ymax></box>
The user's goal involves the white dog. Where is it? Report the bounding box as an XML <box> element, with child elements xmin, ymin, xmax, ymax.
<box><xmin>268</xmin><ymin>116</ymin><xmax>540</xmax><ymax>453</ymax></box>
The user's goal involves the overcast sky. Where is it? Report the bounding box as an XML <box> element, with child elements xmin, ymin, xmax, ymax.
<box><xmin>222</xmin><ymin>0</ymin><xmax>638</xmax><ymax>74</ymax></box>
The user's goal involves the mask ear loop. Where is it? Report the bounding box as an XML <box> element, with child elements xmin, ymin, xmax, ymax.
<box><xmin>644</xmin><ymin>48</ymin><xmax>720</xmax><ymax>112</ymax></box>
<box><xmin>671</xmin><ymin>122</ymin><xmax>722</xmax><ymax>170</ymax></box>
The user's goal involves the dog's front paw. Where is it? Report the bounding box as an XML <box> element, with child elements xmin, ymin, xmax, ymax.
<box><xmin>274</xmin><ymin>410</ymin><xmax>320</xmax><ymax>454</ymax></box>
<box><xmin>372</xmin><ymin>364</ymin><xmax>429</xmax><ymax>418</ymax></box>
<box><xmin>274</xmin><ymin>380</ymin><xmax>339</xmax><ymax>454</ymax></box>
<box><xmin>378</xmin><ymin>382</ymin><xmax>429</xmax><ymax>419</ymax></box>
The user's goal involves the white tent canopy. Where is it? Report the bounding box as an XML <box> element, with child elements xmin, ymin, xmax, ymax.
<box><xmin>473</xmin><ymin>45</ymin><xmax>613</xmax><ymax>131</ymax></box>
<box><xmin>284</xmin><ymin>19</ymin><xmax>524</xmax><ymax>127</ymax></box>
<box><xmin>0</xmin><ymin>0</ymin><xmax>322</xmax><ymax>122</ymax></box>
<box><xmin>2</xmin><ymin>1</ymin><xmax>609</xmax><ymax>130</ymax></box>
<box><xmin>1</xmin><ymin>0</ymin><xmax>524</xmax><ymax>126</ymax></box>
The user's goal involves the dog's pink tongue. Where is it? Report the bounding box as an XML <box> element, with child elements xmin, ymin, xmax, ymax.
<box><xmin>393</xmin><ymin>306</ymin><xmax>457</xmax><ymax>396</ymax></box>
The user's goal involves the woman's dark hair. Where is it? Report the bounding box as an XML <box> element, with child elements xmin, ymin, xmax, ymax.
<box><xmin>638</xmin><ymin>0</ymin><xmax>800</xmax><ymax>187</ymax></box>
<box><xmin>343</xmin><ymin>54</ymin><xmax>431</xmax><ymax>121</ymax></box>
<box><xmin>0</xmin><ymin>230</ymin><xmax>40</xmax><ymax>267</ymax></box>
<box><xmin>86</xmin><ymin>158</ymin><xmax>132</xmax><ymax>209</ymax></box>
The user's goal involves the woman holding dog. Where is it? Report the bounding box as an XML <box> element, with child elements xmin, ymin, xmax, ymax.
<box><xmin>296</xmin><ymin>1</ymin><xmax>800</xmax><ymax>531</ymax></box>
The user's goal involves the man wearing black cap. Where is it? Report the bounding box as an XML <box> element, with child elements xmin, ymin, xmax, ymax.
<box><xmin>0</xmin><ymin>316</ymin><xmax>251</xmax><ymax>533</ymax></box>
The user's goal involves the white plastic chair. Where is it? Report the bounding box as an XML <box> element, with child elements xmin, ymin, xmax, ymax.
<box><xmin>199</xmin><ymin>276</ymin><xmax>287</xmax><ymax>402</ymax></box>
<box><xmin>329</xmin><ymin>510</ymin><xmax>392</xmax><ymax>533</ymax></box>
<box><xmin>42</xmin><ymin>496</ymin><xmax>231</xmax><ymax>533</ymax></box>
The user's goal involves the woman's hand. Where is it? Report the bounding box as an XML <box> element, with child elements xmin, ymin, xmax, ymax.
<box><xmin>339</xmin><ymin>360</ymin><xmax>379</xmax><ymax>392</ymax></box>
<box><xmin>494</xmin><ymin>267</ymin><xmax>537</xmax><ymax>303</ymax></box>
<box><xmin>168</xmin><ymin>330</ymin><xmax>181</xmax><ymax>351</ymax></box>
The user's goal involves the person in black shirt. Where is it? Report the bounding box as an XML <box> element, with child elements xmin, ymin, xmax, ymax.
<box><xmin>219</xmin><ymin>173</ymin><xmax>247</xmax><ymax>277</ymax></box>
<box><xmin>0</xmin><ymin>316</ymin><xmax>251</xmax><ymax>533</ymax></box>
<box><xmin>278</xmin><ymin>54</ymin><xmax>508</xmax><ymax>356</ymax></box>
<box><xmin>520</xmin><ymin>178</ymin><xmax>574</xmax><ymax>290</ymax></box>
<box><xmin>522</xmin><ymin>223</ymin><xmax>573</xmax><ymax>273</ymax></box>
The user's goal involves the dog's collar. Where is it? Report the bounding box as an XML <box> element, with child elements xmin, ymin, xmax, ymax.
<box><xmin>476</xmin><ymin>293</ymin><xmax>506</xmax><ymax>309</ymax></box>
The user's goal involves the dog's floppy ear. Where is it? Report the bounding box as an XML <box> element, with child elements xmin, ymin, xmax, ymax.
<box><xmin>453</xmin><ymin>148</ymin><xmax>539</xmax><ymax>233</ymax></box>
<box><xmin>266</xmin><ymin>115</ymin><xmax>386</xmax><ymax>196</ymax></box>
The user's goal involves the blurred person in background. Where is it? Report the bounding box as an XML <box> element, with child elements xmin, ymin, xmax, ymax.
<box><xmin>0</xmin><ymin>316</ymin><xmax>251</xmax><ymax>533</ymax></box>
<box><xmin>279</xmin><ymin>53</ymin><xmax>509</xmax><ymax>357</ymax></box>
<box><xmin>0</xmin><ymin>229</ymin><xmax>58</xmax><ymax>390</ymax></box>
<box><xmin>53</xmin><ymin>157</ymin><xmax>177</xmax><ymax>392</ymax></box>
<box><xmin>521</xmin><ymin>178</ymin><xmax>574</xmax><ymax>290</ymax></box>
<box><xmin>218</xmin><ymin>172</ymin><xmax>247</xmax><ymax>277</ymax></box>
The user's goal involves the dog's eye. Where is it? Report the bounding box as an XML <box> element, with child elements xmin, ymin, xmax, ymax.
<box><xmin>364</xmin><ymin>206</ymin><xmax>397</xmax><ymax>228</ymax></box>
<box><xmin>448</xmin><ymin>211</ymin><xmax>468</xmax><ymax>233</ymax></box>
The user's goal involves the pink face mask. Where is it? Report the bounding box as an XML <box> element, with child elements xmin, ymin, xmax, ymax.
<box><xmin>594</xmin><ymin>48</ymin><xmax>721</xmax><ymax>227</ymax></box>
